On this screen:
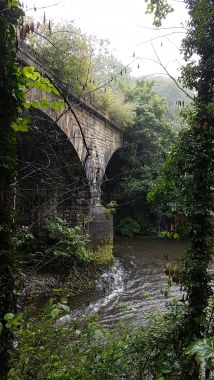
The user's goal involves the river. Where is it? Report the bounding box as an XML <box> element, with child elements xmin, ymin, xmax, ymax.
<box><xmin>65</xmin><ymin>237</ymin><xmax>186</xmax><ymax>326</ymax></box>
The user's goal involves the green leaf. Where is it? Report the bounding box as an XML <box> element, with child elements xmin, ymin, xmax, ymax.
<box><xmin>173</xmin><ymin>232</ymin><xmax>180</xmax><ymax>240</ymax></box>
<box><xmin>186</xmin><ymin>337</ymin><xmax>214</xmax><ymax>366</ymax></box>
<box><xmin>167</xmin><ymin>232</ymin><xmax>173</xmax><ymax>238</ymax></box>
<box><xmin>50</xmin><ymin>308</ymin><xmax>60</xmax><ymax>319</ymax></box>
<box><xmin>40</xmin><ymin>97</ymin><xmax>50</xmax><ymax>108</ymax></box>
<box><xmin>31</xmin><ymin>100</ymin><xmax>40</xmax><ymax>109</ymax></box>
<box><xmin>11</xmin><ymin>117</ymin><xmax>30</xmax><ymax>132</ymax></box>
<box><xmin>94</xmin><ymin>329</ymin><xmax>105</xmax><ymax>340</ymax></box>
<box><xmin>161</xmin><ymin>231</ymin><xmax>167</xmax><ymax>237</ymax></box>
<box><xmin>50</xmin><ymin>100</ymin><xmax>64</xmax><ymax>111</ymax></box>
<box><xmin>23</xmin><ymin>101</ymin><xmax>31</xmax><ymax>109</ymax></box>
<box><xmin>9</xmin><ymin>0</ymin><xmax>19</xmax><ymax>7</ymax></box>
<box><xmin>23</xmin><ymin>66</ymin><xmax>35</xmax><ymax>79</ymax></box>
<box><xmin>58</xmin><ymin>303</ymin><xmax>70</xmax><ymax>313</ymax></box>
<box><xmin>4</xmin><ymin>313</ymin><xmax>15</xmax><ymax>321</ymax></box>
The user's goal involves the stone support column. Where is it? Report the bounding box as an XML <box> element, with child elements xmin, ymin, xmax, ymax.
<box><xmin>88</xmin><ymin>202</ymin><xmax>113</xmax><ymax>264</ymax></box>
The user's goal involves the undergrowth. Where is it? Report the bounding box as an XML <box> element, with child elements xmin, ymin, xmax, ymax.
<box><xmin>8</xmin><ymin>298</ymin><xmax>214</xmax><ymax>380</ymax></box>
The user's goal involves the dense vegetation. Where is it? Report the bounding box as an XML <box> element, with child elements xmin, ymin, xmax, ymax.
<box><xmin>102</xmin><ymin>79</ymin><xmax>176</xmax><ymax>237</ymax></box>
<box><xmin>7</xmin><ymin>298</ymin><xmax>214</xmax><ymax>380</ymax></box>
<box><xmin>0</xmin><ymin>0</ymin><xmax>213</xmax><ymax>379</ymax></box>
<box><xmin>28</xmin><ymin>22</ymin><xmax>136</xmax><ymax>128</ymax></box>
<box><xmin>147</xmin><ymin>0</ymin><xmax>214</xmax><ymax>378</ymax></box>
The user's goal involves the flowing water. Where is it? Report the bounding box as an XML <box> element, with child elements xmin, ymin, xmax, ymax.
<box><xmin>64</xmin><ymin>237</ymin><xmax>186</xmax><ymax>326</ymax></box>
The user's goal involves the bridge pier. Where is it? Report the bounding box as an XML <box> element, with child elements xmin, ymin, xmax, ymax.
<box><xmin>87</xmin><ymin>184</ymin><xmax>114</xmax><ymax>264</ymax></box>
<box><xmin>88</xmin><ymin>202</ymin><xmax>113</xmax><ymax>264</ymax></box>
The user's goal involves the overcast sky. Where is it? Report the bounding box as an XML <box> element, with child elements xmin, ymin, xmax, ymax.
<box><xmin>23</xmin><ymin>0</ymin><xmax>188</xmax><ymax>78</ymax></box>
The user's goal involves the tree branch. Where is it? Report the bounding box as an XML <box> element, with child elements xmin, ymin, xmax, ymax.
<box><xmin>151</xmin><ymin>43</ymin><xmax>194</xmax><ymax>100</ymax></box>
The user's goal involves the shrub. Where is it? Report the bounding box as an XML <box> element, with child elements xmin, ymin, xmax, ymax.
<box><xmin>44</xmin><ymin>216</ymin><xmax>93</xmax><ymax>263</ymax></box>
<box><xmin>12</xmin><ymin>217</ymin><xmax>94</xmax><ymax>273</ymax></box>
<box><xmin>117</xmin><ymin>217</ymin><xmax>141</xmax><ymax>237</ymax></box>
<box><xmin>9</xmin><ymin>300</ymin><xmax>190</xmax><ymax>380</ymax></box>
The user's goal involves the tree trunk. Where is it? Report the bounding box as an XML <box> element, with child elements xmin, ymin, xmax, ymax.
<box><xmin>0</xmin><ymin>1</ymin><xmax>19</xmax><ymax>377</ymax></box>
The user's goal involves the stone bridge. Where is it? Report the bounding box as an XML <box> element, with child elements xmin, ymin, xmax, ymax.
<box><xmin>17</xmin><ymin>44</ymin><xmax>123</xmax><ymax>259</ymax></box>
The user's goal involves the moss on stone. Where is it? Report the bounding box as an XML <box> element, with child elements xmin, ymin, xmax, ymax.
<box><xmin>93</xmin><ymin>241</ymin><xmax>114</xmax><ymax>265</ymax></box>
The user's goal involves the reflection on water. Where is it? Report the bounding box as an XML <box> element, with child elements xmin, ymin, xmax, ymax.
<box><xmin>65</xmin><ymin>237</ymin><xmax>186</xmax><ymax>326</ymax></box>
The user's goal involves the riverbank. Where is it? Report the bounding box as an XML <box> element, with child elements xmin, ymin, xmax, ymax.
<box><xmin>11</xmin><ymin>237</ymin><xmax>201</xmax><ymax>380</ymax></box>
<box><xmin>19</xmin><ymin>263</ymin><xmax>102</xmax><ymax>297</ymax></box>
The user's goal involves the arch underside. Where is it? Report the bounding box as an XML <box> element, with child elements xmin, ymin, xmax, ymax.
<box><xmin>101</xmin><ymin>147</ymin><xmax>126</xmax><ymax>205</ymax></box>
<box><xmin>17</xmin><ymin>109</ymin><xmax>90</xmax><ymax>225</ymax></box>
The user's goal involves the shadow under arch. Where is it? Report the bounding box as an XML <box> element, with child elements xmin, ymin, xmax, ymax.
<box><xmin>101</xmin><ymin>147</ymin><xmax>126</xmax><ymax>207</ymax></box>
<box><xmin>17</xmin><ymin>108</ymin><xmax>91</xmax><ymax>226</ymax></box>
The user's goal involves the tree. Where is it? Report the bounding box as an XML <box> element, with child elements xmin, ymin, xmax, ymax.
<box><xmin>0</xmin><ymin>3</ymin><xmax>64</xmax><ymax>377</ymax></box>
<box><xmin>28</xmin><ymin>21</ymin><xmax>136</xmax><ymax>128</ymax></box>
<box><xmin>147</xmin><ymin>0</ymin><xmax>214</xmax><ymax>378</ymax></box>
<box><xmin>102</xmin><ymin>79</ymin><xmax>175</xmax><ymax>235</ymax></box>
<box><xmin>152</xmin><ymin>76</ymin><xmax>193</xmax><ymax>131</ymax></box>
<box><xmin>0</xmin><ymin>2</ymin><xmax>25</xmax><ymax>376</ymax></box>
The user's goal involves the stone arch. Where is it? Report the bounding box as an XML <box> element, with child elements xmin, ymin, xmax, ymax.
<box><xmin>101</xmin><ymin>147</ymin><xmax>126</xmax><ymax>206</ymax></box>
<box><xmin>102</xmin><ymin>147</ymin><xmax>125</xmax><ymax>186</ymax></box>
<box><xmin>25</xmin><ymin>88</ymin><xmax>123</xmax><ymax>207</ymax></box>
<box><xmin>17</xmin><ymin>46</ymin><xmax>124</xmax><ymax>258</ymax></box>
<box><xmin>16</xmin><ymin>108</ymin><xmax>91</xmax><ymax>226</ymax></box>
<box><xmin>26</xmin><ymin>89</ymin><xmax>88</xmax><ymax>164</ymax></box>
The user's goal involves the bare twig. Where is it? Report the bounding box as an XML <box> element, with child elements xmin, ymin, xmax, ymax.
<box><xmin>25</xmin><ymin>3</ymin><xmax>59</xmax><ymax>12</ymax></box>
<box><xmin>135</xmin><ymin>31</ymin><xmax>186</xmax><ymax>48</ymax></box>
<box><xmin>151</xmin><ymin>43</ymin><xmax>194</xmax><ymax>100</ymax></box>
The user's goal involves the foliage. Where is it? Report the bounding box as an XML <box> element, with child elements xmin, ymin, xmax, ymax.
<box><xmin>145</xmin><ymin>0</ymin><xmax>174</xmax><ymax>27</ymax></box>
<box><xmin>27</xmin><ymin>21</ymin><xmax>135</xmax><ymax>128</ymax></box>
<box><xmin>11</xmin><ymin>226</ymin><xmax>34</xmax><ymax>252</ymax></box>
<box><xmin>0</xmin><ymin>1</ymin><xmax>28</xmax><ymax>376</ymax></box>
<box><xmin>148</xmin><ymin>106</ymin><xmax>214</xmax><ymax>378</ymax></box>
<box><xmin>117</xmin><ymin>217</ymin><xmax>141</xmax><ymax>237</ymax></box>
<box><xmin>105</xmin><ymin>200</ymin><xmax>118</xmax><ymax>214</ymax></box>
<box><xmin>44</xmin><ymin>216</ymin><xmax>94</xmax><ymax>263</ymax></box>
<box><xmin>12</xmin><ymin>217</ymin><xmax>94</xmax><ymax>273</ymax></box>
<box><xmin>93</xmin><ymin>53</ymin><xmax>133</xmax><ymax>87</ymax></box>
<box><xmin>0</xmin><ymin>3</ymin><xmax>62</xmax><ymax>374</ymax></box>
<box><xmin>102</xmin><ymin>79</ymin><xmax>175</xmax><ymax>235</ymax></box>
<box><xmin>11</xmin><ymin>296</ymin><xmax>214</xmax><ymax>380</ymax></box>
<box><xmin>126</xmin><ymin>80</ymin><xmax>175</xmax><ymax>165</ymax></box>
<box><xmin>181</xmin><ymin>0</ymin><xmax>214</xmax><ymax>100</ymax></box>
<box><xmin>8</xmin><ymin>299</ymin><xmax>193</xmax><ymax>380</ymax></box>
<box><xmin>152</xmin><ymin>76</ymin><xmax>193</xmax><ymax>132</ymax></box>
<box><xmin>8</xmin><ymin>300</ymin><xmax>127</xmax><ymax>380</ymax></box>
<box><xmin>14</xmin><ymin>65</ymin><xmax>64</xmax><ymax>132</ymax></box>
<box><xmin>186</xmin><ymin>337</ymin><xmax>214</xmax><ymax>375</ymax></box>
<box><xmin>160</xmin><ymin>230</ymin><xmax>180</xmax><ymax>240</ymax></box>
<box><xmin>29</xmin><ymin>22</ymin><xmax>94</xmax><ymax>96</ymax></box>
<box><xmin>101</xmin><ymin>86</ymin><xmax>135</xmax><ymax>128</ymax></box>
<box><xmin>147</xmin><ymin>0</ymin><xmax>214</xmax><ymax>378</ymax></box>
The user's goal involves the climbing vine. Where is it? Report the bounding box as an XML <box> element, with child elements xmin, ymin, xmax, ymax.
<box><xmin>148</xmin><ymin>0</ymin><xmax>214</xmax><ymax>378</ymax></box>
<box><xmin>0</xmin><ymin>2</ymin><xmax>24</xmax><ymax>376</ymax></box>
<box><xmin>0</xmin><ymin>1</ymin><xmax>64</xmax><ymax>377</ymax></box>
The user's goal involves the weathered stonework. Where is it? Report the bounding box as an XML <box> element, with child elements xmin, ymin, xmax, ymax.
<box><xmin>88</xmin><ymin>205</ymin><xmax>114</xmax><ymax>264</ymax></box>
<box><xmin>17</xmin><ymin>44</ymin><xmax>123</xmax><ymax>259</ymax></box>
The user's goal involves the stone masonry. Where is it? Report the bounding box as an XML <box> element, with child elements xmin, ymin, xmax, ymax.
<box><xmin>17</xmin><ymin>44</ymin><xmax>123</xmax><ymax>256</ymax></box>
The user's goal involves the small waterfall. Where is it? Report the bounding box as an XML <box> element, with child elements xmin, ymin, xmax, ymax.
<box><xmin>96</xmin><ymin>259</ymin><xmax>125</xmax><ymax>295</ymax></box>
<box><xmin>86</xmin><ymin>259</ymin><xmax>125</xmax><ymax>313</ymax></box>
<box><xmin>59</xmin><ymin>238</ymin><xmax>188</xmax><ymax>326</ymax></box>
<box><xmin>59</xmin><ymin>259</ymin><xmax>125</xmax><ymax>323</ymax></box>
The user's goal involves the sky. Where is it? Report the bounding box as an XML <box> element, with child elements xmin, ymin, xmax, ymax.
<box><xmin>23</xmin><ymin>0</ymin><xmax>189</xmax><ymax>78</ymax></box>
